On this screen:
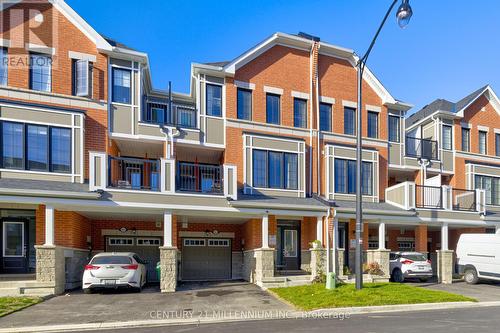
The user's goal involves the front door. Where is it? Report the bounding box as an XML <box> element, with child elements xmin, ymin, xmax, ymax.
<box><xmin>1</xmin><ymin>219</ymin><xmax>29</xmax><ymax>273</ymax></box>
<box><xmin>277</xmin><ymin>223</ymin><xmax>300</xmax><ymax>271</ymax></box>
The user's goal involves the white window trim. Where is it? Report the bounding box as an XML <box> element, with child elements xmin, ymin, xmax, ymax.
<box><xmin>263</xmin><ymin>85</ymin><xmax>283</xmax><ymax>95</ymax></box>
<box><xmin>0</xmin><ymin>39</ymin><xmax>10</xmax><ymax>48</ymax></box>
<box><xmin>342</xmin><ymin>100</ymin><xmax>357</xmax><ymax>108</ymax></box>
<box><xmin>25</xmin><ymin>43</ymin><xmax>55</xmax><ymax>55</ymax></box>
<box><xmin>320</xmin><ymin>96</ymin><xmax>335</xmax><ymax>104</ymax></box>
<box><xmin>234</xmin><ymin>80</ymin><xmax>255</xmax><ymax>90</ymax></box>
<box><xmin>494</xmin><ymin>128</ymin><xmax>500</xmax><ymax>135</ymax></box>
<box><xmin>366</xmin><ymin>105</ymin><xmax>381</xmax><ymax>113</ymax></box>
<box><xmin>461</xmin><ymin>122</ymin><xmax>472</xmax><ymax>129</ymax></box>
<box><xmin>478</xmin><ymin>125</ymin><xmax>490</xmax><ymax>132</ymax></box>
<box><xmin>68</xmin><ymin>51</ymin><xmax>97</xmax><ymax>63</ymax></box>
<box><xmin>291</xmin><ymin>91</ymin><xmax>309</xmax><ymax>100</ymax></box>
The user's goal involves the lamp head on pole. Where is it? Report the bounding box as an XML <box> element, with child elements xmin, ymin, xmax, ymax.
<box><xmin>396</xmin><ymin>0</ymin><xmax>413</xmax><ymax>28</ymax></box>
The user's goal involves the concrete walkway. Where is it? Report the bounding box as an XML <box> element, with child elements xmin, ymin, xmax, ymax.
<box><xmin>0</xmin><ymin>281</ymin><xmax>291</xmax><ymax>329</ymax></box>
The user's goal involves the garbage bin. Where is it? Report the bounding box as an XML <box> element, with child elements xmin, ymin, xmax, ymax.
<box><xmin>156</xmin><ymin>261</ymin><xmax>161</xmax><ymax>281</ymax></box>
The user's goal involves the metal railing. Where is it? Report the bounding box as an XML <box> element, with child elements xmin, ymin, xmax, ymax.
<box><xmin>176</xmin><ymin>162</ymin><xmax>223</xmax><ymax>194</ymax></box>
<box><xmin>142</xmin><ymin>98</ymin><xmax>197</xmax><ymax>129</ymax></box>
<box><xmin>108</xmin><ymin>156</ymin><xmax>160</xmax><ymax>191</ymax></box>
<box><xmin>406</xmin><ymin>136</ymin><xmax>438</xmax><ymax>160</ymax></box>
<box><xmin>415</xmin><ymin>185</ymin><xmax>443</xmax><ymax>209</ymax></box>
<box><xmin>452</xmin><ymin>188</ymin><xmax>477</xmax><ymax>211</ymax></box>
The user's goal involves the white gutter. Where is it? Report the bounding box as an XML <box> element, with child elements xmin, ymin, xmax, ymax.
<box><xmin>0</xmin><ymin>188</ymin><xmax>101</xmax><ymax>200</ymax></box>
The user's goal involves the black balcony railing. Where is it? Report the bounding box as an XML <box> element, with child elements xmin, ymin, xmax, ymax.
<box><xmin>142</xmin><ymin>98</ymin><xmax>197</xmax><ymax>129</ymax></box>
<box><xmin>415</xmin><ymin>185</ymin><xmax>443</xmax><ymax>209</ymax></box>
<box><xmin>108</xmin><ymin>156</ymin><xmax>160</xmax><ymax>191</ymax></box>
<box><xmin>176</xmin><ymin>162</ymin><xmax>223</xmax><ymax>194</ymax></box>
<box><xmin>452</xmin><ymin>188</ymin><xmax>476</xmax><ymax>211</ymax></box>
<box><xmin>406</xmin><ymin>136</ymin><xmax>438</xmax><ymax>160</ymax></box>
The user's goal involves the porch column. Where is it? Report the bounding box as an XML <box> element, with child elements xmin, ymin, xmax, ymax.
<box><xmin>253</xmin><ymin>215</ymin><xmax>274</xmax><ymax>285</ymax></box>
<box><xmin>366</xmin><ymin>220</ymin><xmax>390</xmax><ymax>280</ymax></box>
<box><xmin>316</xmin><ymin>216</ymin><xmax>323</xmax><ymax>244</ymax></box>
<box><xmin>437</xmin><ymin>223</ymin><xmax>453</xmax><ymax>284</ymax></box>
<box><xmin>311</xmin><ymin>216</ymin><xmax>326</xmax><ymax>280</ymax></box>
<box><xmin>160</xmin><ymin>211</ymin><xmax>177</xmax><ymax>292</ymax></box>
<box><xmin>44</xmin><ymin>205</ymin><xmax>55</xmax><ymax>246</ymax></box>
<box><xmin>378</xmin><ymin>222</ymin><xmax>386</xmax><ymax>250</ymax></box>
<box><xmin>261</xmin><ymin>215</ymin><xmax>269</xmax><ymax>248</ymax></box>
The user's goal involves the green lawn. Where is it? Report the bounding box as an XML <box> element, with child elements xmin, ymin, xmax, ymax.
<box><xmin>270</xmin><ymin>283</ymin><xmax>476</xmax><ymax>310</ymax></box>
<box><xmin>0</xmin><ymin>297</ymin><xmax>42</xmax><ymax>317</ymax></box>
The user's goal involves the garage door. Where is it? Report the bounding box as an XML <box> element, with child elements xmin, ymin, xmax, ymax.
<box><xmin>106</xmin><ymin>236</ymin><xmax>161</xmax><ymax>282</ymax></box>
<box><xmin>182</xmin><ymin>238</ymin><xmax>231</xmax><ymax>281</ymax></box>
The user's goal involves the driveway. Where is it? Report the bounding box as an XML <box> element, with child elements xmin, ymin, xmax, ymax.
<box><xmin>0</xmin><ymin>281</ymin><xmax>291</xmax><ymax>329</ymax></box>
<box><xmin>411</xmin><ymin>277</ymin><xmax>500</xmax><ymax>302</ymax></box>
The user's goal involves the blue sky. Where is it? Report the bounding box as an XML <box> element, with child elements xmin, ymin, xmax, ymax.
<box><xmin>67</xmin><ymin>0</ymin><xmax>500</xmax><ymax>114</ymax></box>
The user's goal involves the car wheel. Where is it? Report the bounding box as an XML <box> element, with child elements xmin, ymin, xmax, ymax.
<box><xmin>419</xmin><ymin>278</ymin><xmax>429</xmax><ymax>282</ymax></box>
<box><xmin>464</xmin><ymin>267</ymin><xmax>479</xmax><ymax>285</ymax></box>
<box><xmin>392</xmin><ymin>269</ymin><xmax>404</xmax><ymax>283</ymax></box>
<box><xmin>83</xmin><ymin>288</ymin><xmax>93</xmax><ymax>294</ymax></box>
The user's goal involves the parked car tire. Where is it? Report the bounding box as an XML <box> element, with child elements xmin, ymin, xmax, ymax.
<box><xmin>464</xmin><ymin>267</ymin><xmax>479</xmax><ymax>285</ymax></box>
<box><xmin>392</xmin><ymin>268</ymin><xmax>404</xmax><ymax>283</ymax></box>
<box><xmin>419</xmin><ymin>278</ymin><xmax>429</xmax><ymax>282</ymax></box>
<box><xmin>83</xmin><ymin>288</ymin><xmax>93</xmax><ymax>294</ymax></box>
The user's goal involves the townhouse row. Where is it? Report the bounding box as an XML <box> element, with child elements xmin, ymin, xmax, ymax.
<box><xmin>0</xmin><ymin>0</ymin><xmax>498</xmax><ymax>295</ymax></box>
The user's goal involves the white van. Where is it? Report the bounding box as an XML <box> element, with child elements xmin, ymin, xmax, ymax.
<box><xmin>456</xmin><ymin>233</ymin><xmax>500</xmax><ymax>284</ymax></box>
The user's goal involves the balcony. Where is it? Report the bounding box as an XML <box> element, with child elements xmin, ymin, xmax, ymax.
<box><xmin>386</xmin><ymin>182</ymin><xmax>485</xmax><ymax>213</ymax></box>
<box><xmin>89</xmin><ymin>152</ymin><xmax>237</xmax><ymax>199</ymax></box>
<box><xmin>142</xmin><ymin>97</ymin><xmax>197</xmax><ymax>128</ymax></box>
<box><xmin>405</xmin><ymin>136</ymin><xmax>438</xmax><ymax>160</ymax></box>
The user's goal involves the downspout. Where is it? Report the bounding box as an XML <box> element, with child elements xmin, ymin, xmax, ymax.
<box><xmin>315</xmin><ymin>43</ymin><xmax>321</xmax><ymax>197</ymax></box>
<box><xmin>308</xmin><ymin>42</ymin><xmax>314</xmax><ymax>197</ymax></box>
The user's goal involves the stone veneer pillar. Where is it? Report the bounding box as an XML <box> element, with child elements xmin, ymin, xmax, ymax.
<box><xmin>437</xmin><ymin>250</ymin><xmax>454</xmax><ymax>284</ymax></box>
<box><xmin>159</xmin><ymin>247</ymin><xmax>178</xmax><ymax>292</ymax></box>
<box><xmin>254</xmin><ymin>248</ymin><xmax>274</xmax><ymax>284</ymax></box>
<box><xmin>336</xmin><ymin>248</ymin><xmax>345</xmax><ymax>277</ymax></box>
<box><xmin>310</xmin><ymin>248</ymin><xmax>326</xmax><ymax>279</ymax></box>
<box><xmin>366</xmin><ymin>249</ymin><xmax>391</xmax><ymax>278</ymax></box>
<box><xmin>35</xmin><ymin>245</ymin><xmax>65</xmax><ymax>294</ymax></box>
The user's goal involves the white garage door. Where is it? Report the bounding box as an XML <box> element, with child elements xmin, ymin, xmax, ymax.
<box><xmin>106</xmin><ymin>236</ymin><xmax>161</xmax><ymax>282</ymax></box>
<box><xmin>181</xmin><ymin>238</ymin><xmax>231</xmax><ymax>281</ymax></box>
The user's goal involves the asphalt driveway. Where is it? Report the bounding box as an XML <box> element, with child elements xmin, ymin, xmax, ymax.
<box><xmin>411</xmin><ymin>277</ymin><xmax>500</xmax><ymax>302</ymax></box>
<box><xmin>0</xmin><ymin>281</ymin><xmax>291</xmax><ymax>329</ymax></box>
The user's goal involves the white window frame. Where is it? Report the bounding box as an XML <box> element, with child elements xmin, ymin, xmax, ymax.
<box><xmin>207</xmin><ymin>239</ymin><xmax>230</xmax><ymax>247</ymax></box>
<box><xmin>183</xmin><ymin>238</ymin><xmax>206</xmax><ymax>247</ymax></box>
<box><xmin>108</xmin><ymin>237</ymin><xmax>134</xmax><ymax>246</ymax></box>
<box><xmin>74</xmin><ymin>59</ymin><xmax>90</xmax><ymax>97</ymax></box>
<box><xmin>283</xmin><ymin>229</ymin><xmax>297</xmax><ymax>258</ymax></box>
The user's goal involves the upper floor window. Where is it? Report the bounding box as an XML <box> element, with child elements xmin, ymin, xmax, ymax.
<box><xmin>442</xmin><ymin>125</ymin><xmax>452</xmax><ymax>150</ymax></box>
<box><xmin>293</xmin><ymin>98</ymin><xmax>307</xmax><ymax>128</ymax></box>
<box><xmin>252</xmin><ymin>149</ymin><xmax>298</xmax><ymax>190</ymax></box>
<box><xmin>344</xmin><ymin>107</ymin><xmax>355</xmax><ymax>135</ymax></box>
<box><xmin>388</xmin><ymin>115</ymin><xmax>400</xmax><ymax>143</ymax></box>
<box><xmin>266</xmin><ymin>93</ymin><xmax>280</xmax><ymax>125</ymax></box>
<box><xmin>367</xmin><ymin>111</ymin><xmax>378</xmax><ymax>138</ymax></box>
<box><xmin>112</xmin><ymin>68</ymin><xmax>131</xmax><ymax>104</ymax></box>
<box><xmin>1</xmin><ymin>121</ymin><xmax>71</xmax><ymax>173</ymax></box>
<box><xmin>462</xmin><ymin>127</ymin><xmax>470</xmax><ymax>152</ymax></box>
<box><xmin>334</xmin><ymin>158</ymin><xmax>373</xmax><ymax>196</ymax></box>
<box><xmin>0</xmin><ymin>48</ymin><xmax>7</xmax><ymax>86</ymax></box>
<box><xmin>496</xmin><ymin>133</ymin><xmax>500</xmax><ymax>157</ymax></box>
<box><xmin>30</xmin><ymin>53</ymin><xmax>51</xmax><ymax>92</ymax></box>
<box><xmin>237</xmin><ymin>88</ymin><xmax>252</xmax><ymax>120</ymax></box>
<box><xmin>479</xmin><ymin>130</ymin><xmax>487</xmax><ymax>154</ymax></box>
<box><xmin>319</xmin><ymin>103</ymin><xmax>332</xmax><ymax>132</ymax></box>
<box><xmin>206</xmin><ymin>84</ymin><xmax>222</xmax><ymax>117</ymax></box>
<box><xmin>73</xmin><ymin>59</ymin><xmax>93</xmax><ymax>97</ymax></box>
<box><xmin>475</xmin><ymin>175</ymin><xmax>500</xmax><ymax>206</ymax></box>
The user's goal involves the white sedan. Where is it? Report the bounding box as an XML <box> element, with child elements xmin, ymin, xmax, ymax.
<box><xmin>82</xmin><ymin>252</ymin><xmax>147</xmax><ymax>293</ymax></box>
<box><xmin>390</xmin><ymin>252</ymin><xmax>433</xmax><ymax>282</ymax></box>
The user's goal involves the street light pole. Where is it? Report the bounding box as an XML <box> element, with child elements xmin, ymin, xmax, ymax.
<box><xmin>355</xmin><ymin>0</ymin><xmax>413</xmax><ymax>290</ymax></box>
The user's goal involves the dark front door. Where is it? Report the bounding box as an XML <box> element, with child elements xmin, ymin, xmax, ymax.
<box><xmin>277</xmin><ymin>222</ymin><xmax>300</xmax><ymax>271</ymax></box>
<box><xmin>1</xmin><ymin>218</ymin><xmax>29</xmax><ymax>273</ymax></box>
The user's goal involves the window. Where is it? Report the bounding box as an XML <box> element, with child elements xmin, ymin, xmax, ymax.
<box><xmin>237</xmin><ymin>88</ymin><xmax>252</xmax><ymax>120</ymax></box>
<box><xmin>367</xmin><ymin>111</ymin><xmax>378</xmax><ymax>138</ymax></box>
<box><xmin>30</xmin><ymin>53</ymin><xmax>51</xmax><ymax>92</ymax></box>
<box><xmin>0</xmin><ymin>121</ymin><xmax>71</xmax><ymax>173</ymax></box>
<box><xmin>108</xmin><ymin>238</ymin><xmax>133</xmax><ymax>246</ymax></box>
<box><xmin>283</xmin><ymin>230</ymin><xmax>297</xmax><ymax>257</ymax></box>
<box><xmin>50</xmin><ymin>127</ymin><xmax>71</xmax><ymax>173</ymax></box>
<box><xmin>73</xmin><ymin>59</ymin><xmax>92</xmax><ymax>97</ymax></box>
<box><xmin>137</xmin><ymin>238</ymin><xmax>161</xmax><ymax>246</ymax></box>
<box><xmin>334</xmin><ymin>158</ymin><xmax>373</xmax><ymax>195</ymax></box>
<box><xmin>112</xmin><ymin>68</ymin><xmax>131</xmax><ymax>104</ymax></box>
<box><xmin>252</xmin><ymin>149</ymin><xmax>298</xmax><ymax>190</ymax></box>
<box><xmin>475</xmin><ymin>175</ymin><xmax>500</xmax><ymax>206</ymax></box>
<box><xmin>344</xmin><ymin>107</ymin><xmax>355</xmax><ymax>135</ymax></box>
<box><xmin>462</xmin><ymin>128</ymin><xmax>470</xmax><ymax>152</ymax></box>
<box><xmin>496</xmin><ymin>133</ymin><xmax>500</xmax><ymax>157</ymax></box>
<box><xmin>319</xmin><ymin>103</ymin><xmax>332</xmax><ymax>132</ymax></box>
<box><xmin>441</xmin><ymin>125</ymin><xmax>452</xmax><ymax>150</ymax></box>
<box><xmin>266</xmin><ymin>93</ymin><xmax>280</xmax><ymax>125</ymax></box>
<box><xmin>0</xmin><ymin>48</ymin><xmax>7</xmax><ymax>86</ymax></box>
<box><xmin>208</xmin><ymin>239</ymin><xmax>230</xmax><ymax>247</ymax></box>
<box><xmin>293</xmin><ymin>98</ymin><xmax>307</xmax><ymax>128</ymax></box>
<box><xmin>479</xmin><ymin>130</ymin><xmax>487</xmax><ymax>154</ymax></box>
<box><xmin>151</xmin><ymin>107</ymin><xmax>165</xmax><ymax>124</ymax></box>
<box><xmin>27</xmin><ymin>125</ymin><xmax>48</xmax><ymax>171</ymax></box>
<box><xmin>388</xmin><ymin>115</ymin><xmax>400</xmax><ymax>142</ymax></box>
<box><xmin>183</xmin><ymin>239</ymin><xmax>206</xmax><ymax>246</ymax></box>
<box><xmin>206</xmin><ymin>84</ymin><xmax>222</xmax><ymax>117</ymax></box>
<box><xmin>2</xmin><ymin>122</ymin><xmax>23</xmax><ymax>169</ymax></box>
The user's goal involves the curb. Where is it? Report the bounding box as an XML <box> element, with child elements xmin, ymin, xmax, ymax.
<box><xmin>2</xmin><ymin>301</ymin><xmax>500</xmax><ymax>333</ymax></box>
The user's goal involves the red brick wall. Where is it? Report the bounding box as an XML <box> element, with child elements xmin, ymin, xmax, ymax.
<box><xmin>177</xmin><ymin>223</ymin><xmax>243</xmax><ymax>251</ymax></box>
<box><xmin>90</xmin><ymin>220</ymin><xmax>163</xmax><ymax>251</ymax></box>
<box><xmin>242</xmin><ymin>218</ymin><xmax>262</xmax><ymax>250</ymax></box>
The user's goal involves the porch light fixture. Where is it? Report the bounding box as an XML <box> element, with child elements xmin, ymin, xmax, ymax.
<box><xmin>353</xmin><ymin>0</ymin><xmax>413</xmax><ymax>291</ymax></box>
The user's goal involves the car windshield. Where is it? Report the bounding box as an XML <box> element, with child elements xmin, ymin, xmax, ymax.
<box><xmin>403</xmin><ymin>254</ymin><xmax>427</xmax><ymax>261</ymax></box>
<box><xmin>91</xmin><ymin>256</ymin><xmax>132</xmax><ymax>265</ymax></box>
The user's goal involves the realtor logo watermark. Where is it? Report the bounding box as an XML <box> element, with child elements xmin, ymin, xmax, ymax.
<box><xmin>0</xmin><ymin>0</ymin><xmax>58</xmax><ymax>69</ymax></box>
